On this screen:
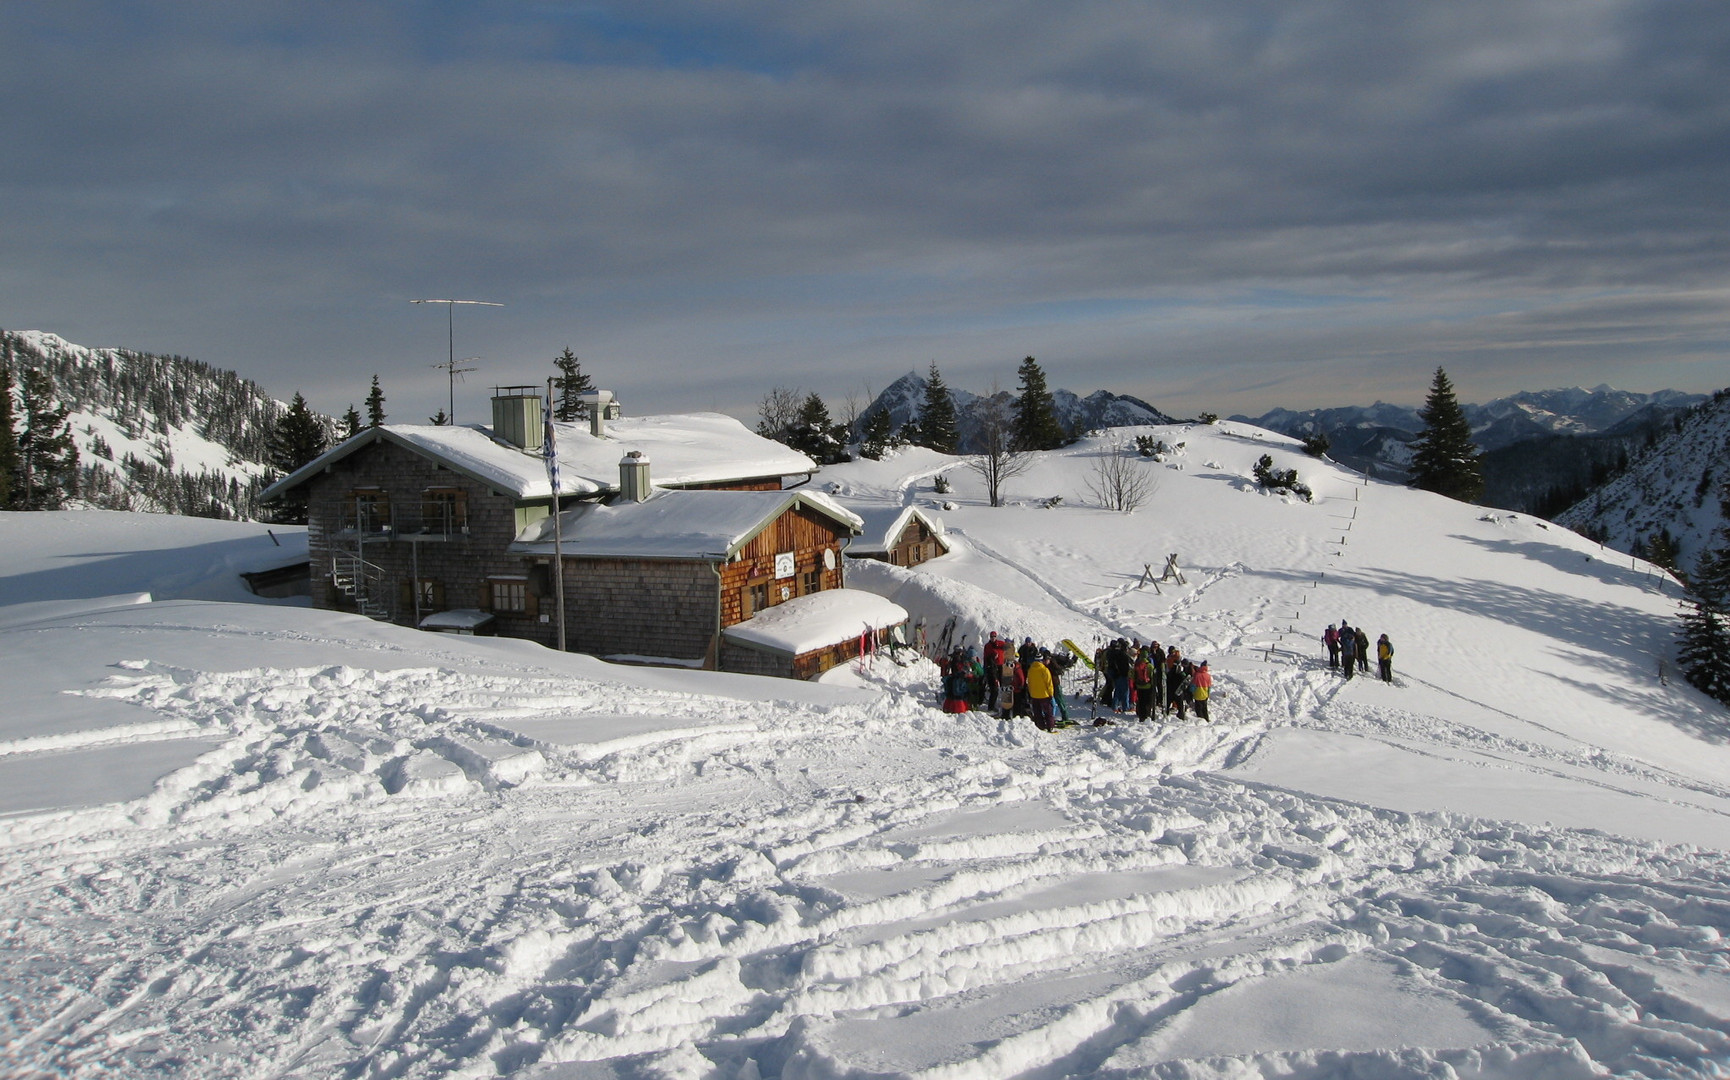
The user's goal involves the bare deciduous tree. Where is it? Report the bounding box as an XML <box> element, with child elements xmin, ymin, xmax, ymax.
<box><xmin>756</xmin><ymin>386</ymin><xmax>803</xmax><ymax>443</ymax></box>
<box><xmin>967</xmin><ymin>387</ymin><xmax>1031</xmax><ymax>507</ymax></box>
<box><xmin>1085</xmin><ymin>438</ymin><xmax>1156</xmax><ymax>512</ymax></box>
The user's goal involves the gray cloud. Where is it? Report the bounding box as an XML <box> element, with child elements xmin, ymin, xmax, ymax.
<box><xmin>1</xmin><ymin>1</ymin><xmax>1726</xmax><ymax>421</ymax></box>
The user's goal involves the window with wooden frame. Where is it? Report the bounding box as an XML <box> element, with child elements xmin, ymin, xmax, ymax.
<box><xmin>345</xmin><ymin>488</ymin><xmax>391</xmax><ymax>531</ymax></box>
<box><xmin>485</xmin><ymin>576</ymin><xmax>531</xmax><ymax>614</ymax></box>
<box><xmin>744</xmin><ymin>581</ymin><xmax>769</xmax><ymax>617</ymax></box>
<box><xmin>420</xmin><ymin>487</ymin><xmax>468</xmax><ymax>533</ymax></box>
<box><xmin>802</xmin><ymin>567</ymin><xmax>822</xmax><ymax>595</ymax></box>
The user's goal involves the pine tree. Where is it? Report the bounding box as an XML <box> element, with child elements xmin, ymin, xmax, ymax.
<box><xmin>914</xmin><ymin>362</ymin><xmax>959</xmax><ymax>453</ymax></box>
<box><xmin>365</xmin><ymin>375</ymin><xmax>386</xmax><ymax>427</ymax></box>
<box><xmin>265</xmin><ymin>392</ymin><xmax>328</xmax><ymax>524</ymax></box>
<box><xmin>343</xmin><ymin>404</ymin><xmax>363</xmax><ymax>440</ymax></box>
<box><xmin>1677</xmin><ymin>599</ymin><xmax>1730</xmax><ymax>706</ymax></box>
<box><xmin>0</xmin><ymin>353</ymin><xmax>16</xmax><ymax>509</ymax></box>
<box><xmin>1409</xmin><ymin>367</ymin><xmax>1483</xmax><ymax>502</ymax></box>
<box><xmin>1012</xmin><ymin>356</ymin><xmax>1065</xmax><ymax>451</ymax></box>
<box><xmin>15</xmin><ymin>367</ymin><xmax>79</xmax><ymax>509</ymax></box>
<box><xmin>858</xmin><ymin>408</ymin><xmax>896</xmax><ymax>460</ymax></box>
<box><xmin>1693</xmin><ymin>533</ymin><xmax>1730</xmax><ymax>612</ymax></box>
<box><xmin>552</xmin><ymin>348</ymin><xmax>595</xmax><ymax>422</ymax></box>
<box><xmin>787</xmin><ymin>392</ymin><xmax>847</xmax><ymax>464</ymax></box>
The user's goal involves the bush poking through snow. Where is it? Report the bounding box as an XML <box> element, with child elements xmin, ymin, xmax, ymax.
<box><xmin>1254</xmin><ymin>453</ymin><xmax>1313</xmax><ymax>501</ymax></box>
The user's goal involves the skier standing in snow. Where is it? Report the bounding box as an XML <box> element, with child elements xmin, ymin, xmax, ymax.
<box><xmin>1191</xmin><ymin>660</ymin><xmax>1213</xmax><ymax>721</ymax></box>
<box><xmin>1354</xmin><ymin>627</ymin><xmax>1371</xmax><ymax>674</ymax></box>
<box><xmin>1132</xmin><ymin>646</ymin><xmax>1158</xmax><ymax>721</ymax></box>
<box><xmin>1339</xmin><ymin>625</ymin><xmax>1357</xmax><ymax>680</ymax></box>
<box><xmin>1107</xmin><ymin>639</ymin><xmax>1132</xmax><ymax>713</ymax></box>
<box><xmin>1323</xmin><ymin>624</ymin><xmax>1340</xmax><ymax>669</ymax></box>
<box><xmin>1026</xmin><ymin>651</ymin><xmax>1056</xmax><ymax>731</ymax></box>
<box><xmin>941</xmin><ymin>649</ymin><xmax>973</xmax><ymax>712</ymax></box>
<box><xmin>1377</xmin><ymin>634</ymin><xmax>1394</xmax><ymax>683</ymax></box>
<box><xmin>982</xmin><ymin>632</ymin><xmax>1007</xmax><ymax>711</ymax></box>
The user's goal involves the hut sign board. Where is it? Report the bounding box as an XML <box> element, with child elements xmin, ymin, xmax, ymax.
<box><xmin>775</xmin><ymin>552</ymin><xmax>796</xmax><ymax>579</ymax></box>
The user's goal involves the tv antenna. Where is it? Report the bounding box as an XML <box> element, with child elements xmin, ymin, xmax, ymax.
<box><xmin>410</xmin><ymin>298</ymin><xmax>502</xmax><ymax>424</ymax></box>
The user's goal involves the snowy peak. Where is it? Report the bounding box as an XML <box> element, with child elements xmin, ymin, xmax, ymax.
<box><xmin>862</xmin><ymin>371</ymin><xmax>1175</xmax><ymax>451</ymax></box>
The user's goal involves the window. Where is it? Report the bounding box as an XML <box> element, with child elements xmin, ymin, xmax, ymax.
<box><xmin>802</xmin><ymin>568</ymin><xmax>821</xmax><ymax>595</ymax></box>
<box><xmin>747</xmin><ymin>582</ymin><xmax>769</xmax><ymax>616</ymax></box>
<box><xmin>489</xmin><ymin>578</ymin><xmax>529</xmax><ymax>614</ymax></box>
<box><xmin>345</xmin><ymin>489</ymin><xmax>390</xmax><ymax>531</ymax></box>
<box><xmin>421</xmin><ymin>488</ymin><xmax>467</xmax><ymax>532</ymax></box>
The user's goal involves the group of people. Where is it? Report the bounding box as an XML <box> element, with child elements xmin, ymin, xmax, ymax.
<box><xmin>1323</xmin><ymin>621</ymin><xmax>1394</xmax><ymax>683</ymax></box>
<box><xmin>935</xmin><ymin>631</ymin><xmax>1217</xmax><ymax>730</ymax></box>
<box><xmin>937</xmin><ymin>633</ymin><xmax>1079</xmax><ymax>730</ymax></box>
<box><xmin>1097</xmin><ymin>638</ymin><xmax>1213</xmax><ymax>721</ymax></box>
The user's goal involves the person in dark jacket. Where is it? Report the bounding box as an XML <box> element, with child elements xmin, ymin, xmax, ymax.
<box><xmin>1339</xmin><ymin>626</ymin><xmax>1357</xmax><ymax>680</ymax></box>
<box><xmin>1107</xmin><ymin>639</ymin><xmax>1132</xmax><ymax>712</ymax></box>
<box><xmin>1354</xmin><ymin>627</ymin><xmax>1371</xmax><ymax>673</ymax></box>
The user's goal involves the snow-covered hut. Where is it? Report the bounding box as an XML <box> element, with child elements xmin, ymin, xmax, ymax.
<box><xmin>258</xmin><ymin>391</ymin><xmax>817</xmax><ymax>650</ymax></box>
<box><xmin>843</xmin><ymin>505</ymin><xmax>950</xmax><ymax>567</ymax></box>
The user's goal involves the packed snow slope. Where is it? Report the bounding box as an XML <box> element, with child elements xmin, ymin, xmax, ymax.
<box><xmin>3</xmin><ymin>422</ymin><xmax>1729</xmax><ymax>1080</ymax></box>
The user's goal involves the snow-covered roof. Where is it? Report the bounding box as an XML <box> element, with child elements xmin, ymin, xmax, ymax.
<box><xmin>721</xmin><ymin>588</ymin><xmax>908</xmax><ymax>656</ymax></box>
<box><xmin>843</xmin><ymin>504</ymin><xmax>948</xmax><ymax>556</ymax></box>
<box><xmin>509</xmin><ymin>488</ymin><xmax>863</xmax><ymax>561</ymax></box>
<box><xmin>259</xmin><ymin>413</ymin><xmax>816</xmax><ymax>503</ymax></box>
<box><xmin>418</xmin><ymin>608</ymin><xmax>496</xmax><ymax>631</ymax></box>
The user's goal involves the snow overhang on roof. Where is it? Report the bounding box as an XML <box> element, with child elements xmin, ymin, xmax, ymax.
<box><xmin>258</xmin><ymin>413</ymin><xmax>817</xmax><ymax>504</ymax></box>
<box><xmin>721</xmin><ymin>589</ymin><xmax>909</xmax><ymax>657</ymax></box>
<box><xmin>843</xmin><ymin>504</ymin><xmax>947</xmax><ymax>556</ymax></box>
<box><xmin>509</xmin><ymin>488</ymin><xmax>863</xmax><ymax>561</ymax></box>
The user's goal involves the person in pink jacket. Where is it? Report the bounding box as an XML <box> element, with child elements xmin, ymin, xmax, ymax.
<box><xmin>1191</xmin><ymin>660</ymin><xmax>1214</xmax><ymax>722</ymax></box>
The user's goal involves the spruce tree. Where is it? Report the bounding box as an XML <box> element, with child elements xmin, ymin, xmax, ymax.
<box><xmin>265</xmin><ymin>392</ymin><xmax>328</xmax><ymax>524</ymax></box>
<box><xmin>1693</xmin><ymin>533</ymin><xmax>1730</xmax><ymax>612</ymax></box>
<box><xmin>552</xmin><ymin>348</ymin><xmax>595</xmax><ymax>422</ymax></box>
<box><xmin>1677</xmin><ymin>599</ymin><xmax>1730</xmax><ymax>706</ymax></box>
<box><xmin>1012</xmin><ymin>355</ymin><xmax>1065</xmax><ymax>451</ymax></box>
<box><xmin>915</xmin><ymin>362</ymin><xmax>959</xmax><ymax>453</ymax></box>
<box><xmin>1409</xmin><ymin>367</ymin><xmax>1483</xmax><ymax>502</ymax></box>
<box><xmin>342</xmin><ymin>404</ymin><xmax>363</xmax><ymax>440</ymax></box>
<box><xmin>787</xmin><ymin>392</ymin><xmax>846</xmax><ymax>464</ymax></box>
<box><xmin>16</xmin><ymin>367</ymin><xmax>79</xmax><ymax>510</ymax></box>
<box><xmin>365</xmin><ymin>375</ymin><xmax>386</xmax><ymax>427</ymax></box>
<box><xmin>859</xmin><ymin>408</ymin><xmax>895</xmax><ymax>460</ymax></box>
<box><xmin>0</xmin><ymin>354</ymin><xmax>16</xmax><ymax>509</ymax></box>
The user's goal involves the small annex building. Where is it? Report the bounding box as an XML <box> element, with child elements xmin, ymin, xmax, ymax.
<box><xmin>843</xmin><ymin>504</ymin><xmax>950</xmax><ymax>568</ymax></box>
<box><xmin>511</xmin><ymin>484</ymin><xmax>907</xmax><ymax>677</ymax></box>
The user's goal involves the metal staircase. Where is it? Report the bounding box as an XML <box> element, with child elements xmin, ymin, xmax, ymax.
<box><xmin>331</xmin><ymin>552</ymin><xmax>392</xmax><ymax>620</ymax></box>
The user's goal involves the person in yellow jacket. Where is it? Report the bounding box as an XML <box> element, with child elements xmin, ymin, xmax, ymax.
<box><xmin>1191</xmin><ymin>660</ymin><xmax>1213</xmax><ymax>722</ymax></box>
<box><xmin>1377</xmin><ymin>634</ymin><xmax>1394</xmax><ymax>683</ymax></box>
<box><xmin>1026</xmin><ymin>651</ymin><xmax>1056</xmax><ymax>731</ymax></box>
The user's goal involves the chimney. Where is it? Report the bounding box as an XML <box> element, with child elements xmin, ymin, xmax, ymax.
<box><xmin>491</xmin><ymin>386</ymin><xmax>543</xmax><ymax>451</ymax></box>
<box><xmin>619</xmin><ymin>450</ymin><xmax>651</xmax><ymax>502</ymax></box>
<box><xmin>581</xmin><ymin>390</ymin><xmax>615</xmax><ymax>438</ymax></box>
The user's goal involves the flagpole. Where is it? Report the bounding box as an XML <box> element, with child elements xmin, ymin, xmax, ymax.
<box><xmin>545</xmin><ymin>378</ymin><xmax>567</xmax><ymax>653</ymax></box>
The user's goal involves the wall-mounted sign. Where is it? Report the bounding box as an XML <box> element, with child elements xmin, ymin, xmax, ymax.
<box><xmin>775</xmin><ymin>552</ymin><xmax>796</xmax><ymax>579</ymax></box>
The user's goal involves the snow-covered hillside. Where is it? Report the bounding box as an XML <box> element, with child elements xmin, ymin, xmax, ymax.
<box><xmin>1557</xmin><ymin>389</ymin><xmax>1730</xmax><ymax>569</ymax></box>
<box><xmin>3</xmin><ymin>423</ymin><xmax>1728</xmax><ymax>1080</ymax></box>
<box><xmin>4</xmin><ymin>329</ymin><xmax>322</xmax><ymax>518</ymax></box>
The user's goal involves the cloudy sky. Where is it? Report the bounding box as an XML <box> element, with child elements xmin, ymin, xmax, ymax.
<box><xmin>3</xmin><ymin>1</ymin><xmax>1727</xmax><ymax>424</ymax></box>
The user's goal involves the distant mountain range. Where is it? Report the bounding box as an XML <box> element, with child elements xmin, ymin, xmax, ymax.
<box><xmin>863</xmin><ymin>370</ymin><xmax>1175</xmax><ymax>452</ymax></box>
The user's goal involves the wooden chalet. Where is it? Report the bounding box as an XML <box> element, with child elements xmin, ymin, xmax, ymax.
<box><xmin>260</xmin><ymin>390</ymin><xmax>906</xmax><ymax>678</ymax></box>
<box><xmin>843</xmin><ymin>505</ymin><xmax>950</xmax><ymax>567</ymax></box>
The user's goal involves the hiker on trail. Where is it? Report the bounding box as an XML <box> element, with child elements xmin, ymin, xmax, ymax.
<box><xmin>983</xmin><ymin>632</ymin><xmax>1008</xmax><ymax>710</ymax></box>
<box><xmin>1107</xmin><ymin>639</ymin><xmax>1133</xmax><ymax>713</ymax></box>
<box><xmin>1339</xmin><ymin>626</ymin><xmax>1357</xmax><ymax>680</ymax></box>
<box><xmin>1377</xmin><ymin>634</ymin><xmax>1394</xmax><ymax>683</ymax></box>
<box><xmin>1323</xmin><ymin>624</ymin><xmax>1340</xmax><ymax>669</ymax></box>
<box><xmin>1192</xmin><ymin>660</ymin><xmax>1213</xmax><ymax>721</ymax></box>
<box><xmin>1048</xmin><ymin>648</ymin><xmax>1075</xmax><ymax>723</ymax></box>
<box><xmin>1132</xmin><ymin>646</ymin><xmax>1159</xmax><ymax>721</ymax></box>
<box><xmin>1172</xmin><ymin>659</ymin><xmax>1195</xmax><ymax>720</ymax></box>
<box><xmin>941</xmin><ymin>650</ymin><xmax>973</xmax><ymax>713</ymax></box>
<box><xmin>1354</xmin><ymin>627</ymin><xmax>1371</xmax><ymax>674</ymax></box>
<box><xmin>1027</xmin><ymin>651</ymin><xmax>1056</xmax><ymax>731</ymax></box>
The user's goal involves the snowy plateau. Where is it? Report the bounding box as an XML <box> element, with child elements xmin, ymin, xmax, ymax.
<box><xmin>2</xmin><ymin>421</ymin><xmax>1728</xmax><ymax>1080</ymax></box>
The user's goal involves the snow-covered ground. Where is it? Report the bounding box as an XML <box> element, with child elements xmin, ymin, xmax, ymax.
<box><xmin>3</xmin><ymin>423</ymin><xmax>1728</xmax><ymax>1080</ymax></box>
